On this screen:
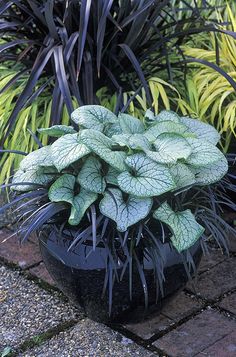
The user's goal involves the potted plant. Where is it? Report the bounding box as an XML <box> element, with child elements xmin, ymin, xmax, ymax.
<box><xmin>1</xmin><ymin>105</ymin><xmax>234</xmax><ymax>322</ymax></box>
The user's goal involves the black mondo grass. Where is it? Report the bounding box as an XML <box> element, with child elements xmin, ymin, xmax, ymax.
<box><xmin>0</xmin><ymin>0</ymin><xmax>221</xmax><ymax>145</ymax></box>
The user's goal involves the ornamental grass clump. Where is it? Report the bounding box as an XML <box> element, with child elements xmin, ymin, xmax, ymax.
<box><xmin>2</xmin><ymin>105</ymin><xmax>235</xmax><ymax>310</ymax></box>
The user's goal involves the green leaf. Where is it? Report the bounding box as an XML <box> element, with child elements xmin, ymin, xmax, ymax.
<box><xmin>154</xmin><ymin>110</ymin><xmax>180</xmax><ymax>123</ymax></box>
<box><xmin>71</xmin><ymin>105</ymin><xmax>117</xmax><ymax>132</ymax></box>
<box><xmin>80</xmin><ymin>129</ymin><xmax>127</xmax><ymax>171</ymax></box>
<box><xmin>19</xmin><ymin>146</ymin><xmax>53</xmax><ymax>169</ymax></box>
<box><xmin>144</xmin><ymin>120</ymin><xmax>189</xmax><ymax>141</ymax></box>
<box><xmin>12</xmin><ymin>166</ymin><xmax>57</xmax><ymax>192</ymax></box>
<box><xmin>112</xmin><ymin>134</ymin><xmax>151</xmax><ymax>150</ymax></box>
<box><xmin>38</xmin><ymin>125</ymin><xmax>76</xmax><ymax>137</ymax></box>
<box><xmin>106</xmin><ymin>166</ymin><xmax>119</xmax><ymax>185</ymax></box>
<box><xmin>48</xmin><ymin>174</ymin><xmax>75</xmax><ymax>204</ymax></box>
<box><xmin>118</xmin><ymin>113</ymin><xmax>145</xmax><ymax>134</ymax></box>
<box><xmin>77</xmin><ymin>156</ymin><xmax>106</xmax><ymax>193</ymax></box>
<box><xmin>186</xmin><ymin>138</ymin><xmax>225</xmax><ymax>167</ymax></box>
<box><xmin>145</xmin><ymin>109</ymin><xmax>155</xmax><ymax>120</ymax></box>
<box><xmin>169</xmin><ymin>163</ymin><xmax>196</xmax><ymax>189</ymax></box>
<box><xmin>153</xmin><ymin>202</ymin><xmax>204</xmax><ymax>252</ymax></box>
<box><xmin>180</xmin><ymin>116</ymin><xmax>220</xmax><ymax>145</ymax></box>
<box><xmin>69</xmin><ymin>189</ymin><xmax>97</xmax><ymax>226</ymax></box>
<box><xmin>117</xmin><ymin>153</ymin><xmax>176</xmax><ymax>197</ymax></box>
<box><xmin>104</xmin><ymin>122</ymin><xmax>122</xmax><ymax>136</ymax></box>
<box><xmin>51</xmin><ymin>133</ymin><xmax>90</xmax><ymax>171</ymax></box>
<box><xmin>193</xmin><ymin>156</ymin><xmax>228</xmax><ymax>185</ymax></box>
<box><xmin>146</xmin><ymin>133</ymin><xmax>192</xmax><ymax>164</ymax></box>
<box><xmin>99</xmin><ymin>188</ymin><xmax>152</xmax><ymax>232</ymax></box>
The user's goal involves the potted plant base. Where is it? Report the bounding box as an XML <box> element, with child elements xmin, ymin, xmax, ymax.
<box><xmin>39</xmin><ymin>226</ymin><xmax>202</xmax><ymax>323</ymax></box>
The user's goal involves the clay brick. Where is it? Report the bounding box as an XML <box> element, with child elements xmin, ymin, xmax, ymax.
<box><xmin>124</xmin><ymin>292</ymin><xmax>203</xmax><ymax>340</ymax></box>
<box><xmin>198</xmin><ymin>249</ymin><xmax>226</xmax><ymax>274</ymax></box>
<box><xmin>125</xmin><ymin>313</ymin><xmax>173</xmax><ymax>340</ymax></box>
<box><xmin>28</xmin><ymin>262</ymin><xmax>56</xmax><ymax>287</ymax></box>
<box><xmin>218</xmin><ymin>292</ymin><xmax>236</xmax><ymax>315</ymax></box>
<box><xmin>195</xmin><ymin>330</ymin><xmax>236</xmax><ymax>357</ymax></box>
<box><xmin>186</xmin><ymin>258</ymin><xmax>236</xmax><ymax>300</ymax></box>
<box><xmin>0</xmin><ymin>229</ymin><xmax>42</xmax><ymax>269</ymax></box>
<box><xmin>153</xmin><ymin>309</ymin><xmax>236</xmax><ymax>357</ymax></box>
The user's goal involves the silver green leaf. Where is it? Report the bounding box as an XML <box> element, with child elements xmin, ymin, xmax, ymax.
<box><xmin>144</xmin><ymin>121</ymin><xmax>189</xmax><ymax>141</ymax></box>
<box><xmin>48</xmin><ymin>174</ymin><xmax>75</xmax><ymax>204</ymax></box>
<box><xmin>19</xmin><ymin>146</ymin><xmax>53</xmax><ymax>169</ymax></box>
<box><xmin>186</xmin><ymin>138</ymin><xmax>225</xmax><ymax>167</ymax></box>
<box><xmin>12</xmin><ymin>166</ymin><xmax>56</xmax><ymax>192</ymax></box>
<box><xmin>38</xmin><ymin>125</ymin><xmax>76</xmax><ymax>137</ymax></box>
<box><xmin>99</xmin><ymin>188</ymin><xmax>152</xmax><ymax>232</ymax></box>
<box><xmin>154</xmin><ymin>110</ymin><xmax>180</xmax><ymax>123</ymax></box>
<box><xmin>117</xmin><ymin>153</ymin><xmax>176</xmax><ymax>197</ymax></box>
<box><xmin>104</xmin><ymin>122</ymin><xmax>122</xmax><ymax>136</ymax></box>
<box><xmin>69</xmin><ymin>189</ymin><xmax>97</xmax><ymax>226</ymax></box>
<box><xmin>106</xmin><ymin>166</ymin><xmax>119</xmax><ymax>185</ymax></box>
<box><xmin>169</xmin><ymin>163</ymin><xmax>196</xmax><ymax>189</ymax></box>
<box><xmin>145</xmin><ymin>109</ymin><xmax>155</xmax><ymax>120</ymax></box>
<box><xmin>112</xmin><ymin>134</ymin><xmax>151</xmax><ymax>150</ymax></box>
<box><xmin>77</xmin><ymin>156</ymin><xmax>106</xmax><ymax>194</ymax></box>
<box><xmin>80</xmin><ymin>129</ymin><xmax>127</xmax><ymax>171</ymax></box>
<box><xmin>71</xmin><ymin>105</ymin><xmax>117</xmax><ymax>132</ymax></box>
<box><xmin>118</xmin><ymin>113</ymin><xmax>145</xmax><ymax>134</ymax></box>
<box><xmin>146</xmin><ymin>133</ymin><xmax>192</xmax><ymax>164</ymax></box>
<box><xmin>51</xmin><ymin>133</ymin><xmax>90</xmax><ymax>171</ymax></box>
<box><xmin>153</xmin><ymin>202</ymin><xmax>204</xmax><ymax>252</ymax></box>
<box><xmin>180</xmin><ymin>116</ymin><xmax>220</xmax><ymax>145</ymax></box>
<box><xmin>193</xmin><ymin>156</ymin><xmax>228</xmax><ymax>185</ymax></box>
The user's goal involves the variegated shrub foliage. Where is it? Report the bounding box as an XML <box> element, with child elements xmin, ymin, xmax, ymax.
<box><xmin>12</xmin><ymin>106</ymin><xmax>228</xmax><ymax>252</ymax></box>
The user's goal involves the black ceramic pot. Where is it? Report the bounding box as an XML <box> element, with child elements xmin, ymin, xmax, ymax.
<box><xmin>39</xmin><ymin>226</ymin><xmax>202</xmax><ymax>323</ymax></box>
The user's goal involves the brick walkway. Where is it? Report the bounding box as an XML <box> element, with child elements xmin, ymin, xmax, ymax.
<box><xmin>0</xmin><ymin>227</ymin><xmax>236</xmax><ymax>357</ymax></box>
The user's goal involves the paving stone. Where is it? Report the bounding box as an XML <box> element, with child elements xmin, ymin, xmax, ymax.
<box><xmin>218</xmin><ymin>292</ymin><xmax>236</xmax><ymax>315</ymax></box>
<box><xmin>198</xmin><ymin>249</ymin><xmax>226</xmax><ymax>274</ymax></box>
<box><xmin>21</xmin><ymin>319</ymin><xmax>157</xmax><ymax>357</ymax></box>
<box><xmin>153</xmin><ymin>309</ymin><xmax>236</xmax><ymax>357</ymax></box>
<box><xmin>28</xmin><ymin>262</ymin><xmax>56</xmax><ymax>287</ymax></box>
<box><xmin>195</xmin><ymin>330</ymin><xmax>236</xmax><ymax>357</ymax></box>
<box><xmin>0</xmin><ymin>265</ymin><xmax>80</xmax><ymax>351</ymax></box>
<box><xmin>0</xmin><ymin>229</ymin><xmax>42</xmax><ymax>269</ymax></box>
<box><xmin>124</xmin><ymin>292</ymin><xmax>203</xmax><ymax>340</ymax></box>
<box><xmin>125</xmin><ymin>313</ymin><xmax>173</xmax><ymax>340</ymax></box>
<box><xmin>186</xmin><ymin>258</ymin><xmax>236</xmax><ymax>300</ymax></box>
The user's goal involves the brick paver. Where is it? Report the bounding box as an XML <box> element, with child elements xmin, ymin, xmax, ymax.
<box><xmin>218</xmin><ymin>292</ymin><xmax>236</xmax><ymax>315</ymax></box>
<box><xmin>124</xmin><ymin>292</ymin><xmax>203</xmax><ymax>340</ymax></box>
<box><xmin>195</xmin><ymin>330</ymin><xmax>236</xmax><ymax>357</ymax></box>
<box><xmin>186</xmin><ymin>258</ymin><xmax>236</xmax><ymax>300</ymax></box>
<box><xmin>28</xmin><ymin>262</ymin><xmax>56</xmax><ymax>287</ymax></box>
<box><xmin>153</xmin><ymin>309</ymin><xmax>236</xmax><ymax>357</ymax></box>
<box><xmin>0</xmin><ymin>229</ymin><xmax>42</xmax><ymax>269</ymax></box>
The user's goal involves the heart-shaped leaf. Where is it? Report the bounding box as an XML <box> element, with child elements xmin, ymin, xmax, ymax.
<box><xmin>146</xmin><ymin>133</ymin><xmax>192</xmax><ymax>164</ymax></box>
<box><xmin>180</xmin><ymin>116</ymin><xmax>220</xmax><ymax>145</ymax></box>
<box><xmin>77</xmin><ymin>156</ymin><xmax>106</xmax><ymax>193</ymax></box>
<box><xmin>169</xmin><ymin>163</ymin><xmax>196</xmax><ymax>189</ymax></box>
<box><xmin>118</xmin><ymin>153</ymin><xmax>175</xmax><ymax>197</ymax></box>
<box><xmin>153</xmin><ymin>202</ymin><xmax>204</xmax><ymax>252</ymax></box>
<box><xmin>118</xmin><ymin>113</ymin><xmax>145</xmax><ymax>134</ymax></box>
<box><xmin>106</xmin><ymin>166</ymin><xmax>119</xmax><ymax>185</ymax></box>
<box><xmin>51</xmin><ymin>133</ymin><xmax>90</xmax><ymax>171</ymax></box>
<box><xmin>186</xmin><ymin>138</ymin><xmax>225</xmax><ymax>167</ymax></box>
<box><xmin>100</xmin><ymin>188</ymin><xmax>152</xmax><ymax>232</ymax></box>
<box><xmin>193</xmin><ymin>156</ymin><xmax>228</xmax><ymax>185</ymax></box>
<box><xmin>154</xmin><ymin>110</ymin><xmax>180</xmax><ymax>123</ymax></box>
<box><xmin>144</xmin><ymin>121</ymin><xmax>189</xmax><ymax>141</ymax></box>
<box><xmin>12</xmin><ymin>166</ymin><xmax>57</xmax><ymax>192</ymax></box>
<box><xmin>112</xmin><ymin>134</ymin><xmax>151</xmax><ymax>150</ymax></box>
<box><xmin>38</xmin><ymin>125</ymin><xmax>76</xmax><ymax>137</ymax></box>
<box><xmin>69</xmin><ymin>189</ymin><xmax>97</xmax><ymax>226</ymax></box>
<box><xmin>19</xmin><ymin>146</ymin><xmax>53</xmax><ymax>169</ymax></box>
<box><xmin>80</xmin><ymin>129</ymin><xmax>127</xmax><ymax>171</ymax></box>
<box><xmin>71</xmin><ymin>105</ymin><xmax>117</xmax><ymax>132</ymax></box>
<box><xmin>48</xmin><ymin>174</ymin><xmax>75</xmax><ymax>204</ymax></box>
